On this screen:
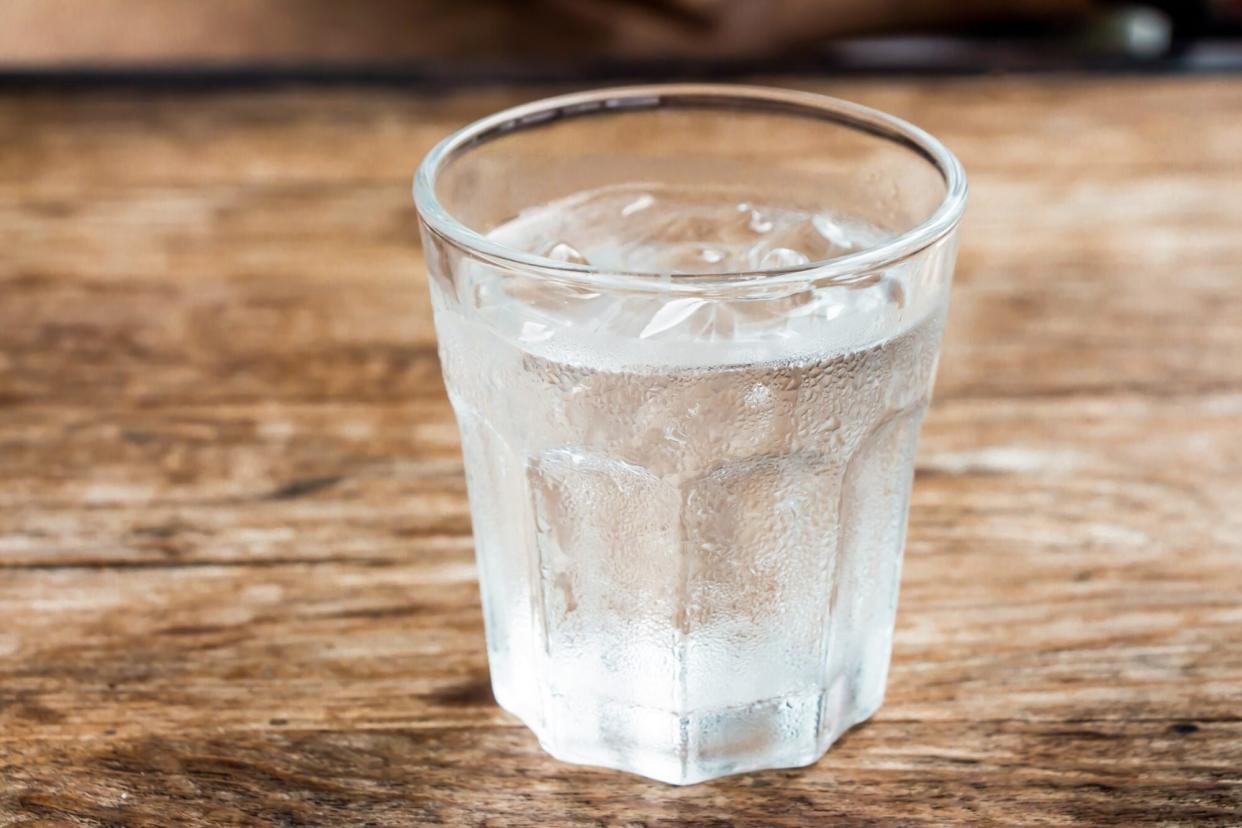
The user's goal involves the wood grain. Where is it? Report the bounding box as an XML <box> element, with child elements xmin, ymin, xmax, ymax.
<box><xmin>2</xmin><ymin>76</ymin><xmax>1241</xmax><ymax>826</ymax></box>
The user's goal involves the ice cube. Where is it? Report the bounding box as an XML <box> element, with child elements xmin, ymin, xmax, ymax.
<box><xmin>544</xmin><ymin>241</ymin><xmax>589</xmax><ymax>265</ymax></box>
<box><xmin>812</xmin><ymin>214</ymin><xmax>857</xmax><ymax>251</ymax></box>
<box><xmin>621</xmin><ymin>194</ymin><xmax>655</xmax><ymax>216</ymax></box>
<box><xmin>759</xmin><ymin>247</ymin><xmax>810</xmax><ymax>269</ymax></box>
<box><xmin>747</xmin><ymin>209</ymin><xmax>774</xmax><ymax>234</ymax></box>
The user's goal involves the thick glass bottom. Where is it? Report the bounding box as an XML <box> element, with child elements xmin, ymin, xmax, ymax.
<box><xmin>494</xmin><ymin>667</ymin><xmax>886</xmax><ymax>785</ymax></box>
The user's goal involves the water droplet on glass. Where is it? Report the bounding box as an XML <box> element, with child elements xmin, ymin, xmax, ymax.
<box><xmin>620</xmin><ymin>194</ymin><xmax>655</xmax><ymax>216</ymax></box>
<box><xmin>544</xmin><ymin>241</ymin><xmax>589</xmax><ymax>265</ymax></box>
<box><xmin>699</xmin><ymin>247</ymin><xmax>725</xmax><ymax>264</ymax></box>
<box><xmin>744</xmin><ymin>384</ymin><xmax>772</xmax><ymax>406</ymax></box>
<box><xmin>759</xmin><ymin>247</ymin><xmax>809</xmax><ymax>269</ymax></box>
<box><xmin>748</xmin><ymin>209</ymin><xmax>774</xmax><ymax>234</ymax></box>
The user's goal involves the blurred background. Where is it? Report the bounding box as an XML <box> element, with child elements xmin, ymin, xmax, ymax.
<box><xmin>2</xmin><ymin>0</ymin><xmax>1241</xmax><ymax>80</ymax></box>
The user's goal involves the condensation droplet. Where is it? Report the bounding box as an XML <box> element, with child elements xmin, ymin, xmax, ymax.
<box><xmin>748</xmin><ymin>209</ymin><xmax>774</xmax><ymax>234</ymax></box>
<box><xmin>744</xmin><ymin>383</ymin><xmax>772</xmax><ymax>406</ymax></box>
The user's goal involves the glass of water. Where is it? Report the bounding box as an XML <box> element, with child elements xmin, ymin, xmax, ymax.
<box><xmin>413</xmin><ymin>85</ymin><xmax>966</xmax><ymax>785</ymax></box>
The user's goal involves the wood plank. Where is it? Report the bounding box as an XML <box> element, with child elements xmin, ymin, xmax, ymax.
<box><xmin>4</xmin><ymin>721</ymin><xmax>1240</xmax><ymax>827</ymax></box>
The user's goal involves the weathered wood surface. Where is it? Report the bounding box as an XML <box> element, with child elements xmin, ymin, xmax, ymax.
<box><xmin>1</xmin><ymin>76</ymin><xmax>1241</xmax><ymax>826</ymax></box>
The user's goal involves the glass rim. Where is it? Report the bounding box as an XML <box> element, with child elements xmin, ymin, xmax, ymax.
<box><xmin>413</xmin><ymin>83</ymin><xmax>967</xmax><ymax>292</ymax></box>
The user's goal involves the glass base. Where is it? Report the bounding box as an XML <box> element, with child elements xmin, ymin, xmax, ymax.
<box><xmin>495</xmin><ymin>674</ymin><xmax>885</xmax><ymax>785</ymax></box>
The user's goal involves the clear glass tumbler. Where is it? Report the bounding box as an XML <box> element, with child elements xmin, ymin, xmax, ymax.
<box><xmin>414</xmin><ymin>85</ymin><xmax>966</xmax><ymax>785</ymax></box>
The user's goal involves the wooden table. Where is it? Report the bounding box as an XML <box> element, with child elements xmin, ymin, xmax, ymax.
<box><xmin>2</xmin><ymin>75</ymin><xmax>1240</xmax><ymax>826</ymax></box>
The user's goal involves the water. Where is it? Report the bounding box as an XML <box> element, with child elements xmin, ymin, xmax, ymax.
<box><xmin>429</xmin><ymin>184</ymin><xmax>947</xmax><ymax>784</ymax></box>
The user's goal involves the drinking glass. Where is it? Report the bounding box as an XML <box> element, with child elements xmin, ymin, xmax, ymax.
<box><xmin>414</xmin><ymin>85</ymin><xmax>966</xmax><ymax>785</ymax></box>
